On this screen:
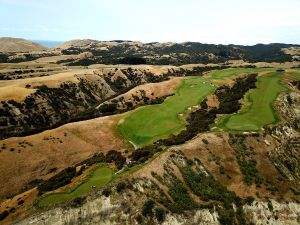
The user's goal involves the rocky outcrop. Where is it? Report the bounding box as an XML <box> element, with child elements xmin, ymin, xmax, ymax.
<box><xmin>244</xmin><ymin>200</ymin><xmax>300</xmax><ymax>225</ymax></box>
<box><xmin>16</xmin><ymin>197</ymin><xmax>300</xmax><ymax>225</ymax></box>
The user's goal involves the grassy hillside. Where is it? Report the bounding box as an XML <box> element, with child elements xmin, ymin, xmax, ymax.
<box><xmin>0</xmin><ymin>37</ymin><xmax>47</xmax><ymax>52</ymax></box>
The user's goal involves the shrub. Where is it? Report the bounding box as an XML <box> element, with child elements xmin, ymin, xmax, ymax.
<box><xmin>18</xmin><ymin>200</ymin><xmax>25</xmax><ymax>205</ymax></box>
<box><xmin>219</xmin><ymin>165</ymin><xmax>225</xmax><ymax>174</ymax></box>
<box><xmin>79</xmin><ymin>152</ymin><xmax>105</xmax><ymax>166</ymax></box>
<box><xmin>129</xmin><ymin>145</ymin><xmax>162</xmax><ymax>166</ymax></box>
<box><xmin>71</xmin><ymin>196</ymin><xmax>86</xmax><ymax>207</ymax></box>
<box><xmin>116</xmin><ymin>182</ymin><xmax>126</xmax><ymax>192</ymax></box>
<box><xmin>135</xmin><ymin>214</ymin><xmax>143</xmax><ymax>224</ymax></box>
<box><xmin>245</xmin><ymin>196</ymin><xmax>255</xmax><ymax>205</ymax></box>
<box><xmin>102</xmin><ymin>188</ymin><xmax>112</xmax><ymax>197</ymax></box>
<box><xmin>0</xmin><ymin>210</ymin><xmax>9</xmax><ymax>221</ymax></box>
<box><xmin>267</xmin><ymin>200</ymin><xmax>273</xmax><ymax>211</ymax></box>
<box><xmin>187</xmin><ymin>159</ymin><xmax>194</xmax><ymax>165</ymax></box>
<box><xmin>165</xmin><ymin>178</ymin><xmax>198</xmax><ymax>213</ymax></box>
<box><xmin>119</xmin><ymin>57</ymin><xmax>147</xmax><ymax>65</ymax></box>
<box><xmin>37</xmin><ymin>167</ymin><xmax>77</xmax><ymax>194</ymax></box>
<box><xmin>106</xmin><ymin>150</ymin><xmax>126</xmax><ymax>170</ymax></box>
<box><xmin>142</xmin><ymin>200</ymin><xmax>155</xmax><ymax>216</ymax></box>
<box><xmin>155</xmin><ymin>207</ymin><xmax>166</xmax><ymax>222</ymax></box>
<box><xmin>202</xmin><ymin>139</ymin><xmax>209</xmax><ymax>144</ymax></box>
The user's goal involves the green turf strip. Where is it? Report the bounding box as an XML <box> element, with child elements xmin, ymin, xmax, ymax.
<box><xmin>37</xmin><ymin>167</ymin><xmax>113</xmax><ymax>207</ymax></box>
<box><xmin>287</xmin><ymin>71</ymin><xmax>300</xmax><ymax>79</ymax></box>
<box><xmin>217</xmin><ymin>73</ymin><xmax>289</xmax><ymax>131</ymax></box>
<box><xmin>118</xmin><ymin>77</ymin><xmax>217</xmax><ymax>147</ymax></box>
<box><xmin>207</xmin><ymin>67</ymin><xmax>273</xmax><ymax>80</ymax></box>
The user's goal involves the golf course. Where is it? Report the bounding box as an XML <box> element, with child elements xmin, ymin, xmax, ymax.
<box><xmin>119</xmin><ymin>68</ymin><xmax>296</xmax><ymax>144</ymax></box>
<box><xmin>34</xmin><ymin>68</ymin><xmax>298</xmax><ymax>209</ymax></box>
<box><xmin>207</xmin><ymin>67</ymin><xmax>274</xmax><ymax>80</ymax></box>
<box><xmin>118</xmin><ymin>77</ymin><xmax>216</xmax><ymax>147</ymax></box>
<box><xmin>217</xmin><ymin>72</ymin><xmax>289</xmax><ymax>131</ymax></box>
<box><xmin>37</xmin><ymin>167</ymin><xmax>113</xmax><ymax>207</ymax></box>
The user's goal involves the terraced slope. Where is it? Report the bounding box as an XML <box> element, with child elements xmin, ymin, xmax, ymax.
<box><xmin>118</xmin><ymin>77</ymin><xmax>216</xmax><ymax>146</ymax></box>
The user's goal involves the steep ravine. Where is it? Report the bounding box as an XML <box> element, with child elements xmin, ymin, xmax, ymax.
<box><xmin>0</xmin><ymin>65</ymin><xmax>229</xmax><ymax>140</ymax></box>
<box><xmin>0</xmin><ymin>68</ymin><xmax>170</xmax><ymax>139</ymax></box>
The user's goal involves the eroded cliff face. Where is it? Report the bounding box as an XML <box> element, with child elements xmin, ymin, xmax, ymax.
<box><xmin>15</xmin><ymin>184</ymin><xmax>300</xmax><ymax>225</ymax></box>
<box><xmin>269</xmin><ymin>92</ymin><xmax>300</xmax><ymax>193</ymax></box>
<box><xmin>244</xmin><ymin>201</ymin><xmax>300</xmax><ymax>225</ymax></box>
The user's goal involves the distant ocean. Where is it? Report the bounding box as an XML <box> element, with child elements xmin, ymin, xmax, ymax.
<box><xmin>33</xmin><ymin>40</ymin><xmax>64</xmax><ymax>48</ymax></box>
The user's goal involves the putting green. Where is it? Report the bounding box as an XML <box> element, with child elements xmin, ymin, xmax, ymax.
<box><xmin>217</xmin><ymin>73</ymin><xmax>289</xmax><ymax>131</ymax></box>
<box><xmin>37</xmin><ymin>167</ymin><xmax>113</xmax><ymax>207</ymax></box>
<box><xmin>118</xmin><ymin>77</ymin><xmax>216</xmax><ymax>147</ymax></box>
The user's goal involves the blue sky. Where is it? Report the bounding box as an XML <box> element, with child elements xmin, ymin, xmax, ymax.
<box><xmin>0</xmin><ymin>0</ymin><xmax>300</xmax><ymax>44</ymax></box>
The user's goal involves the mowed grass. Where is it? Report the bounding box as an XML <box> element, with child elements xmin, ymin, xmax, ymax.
<box><xmin>286</xmin><ymin>71</ymin><xmax>300</xmax><ymax>79</ymax></box>
<box><xmin>217</xmin><ymin>72</ymin><xmax>289</xmax><ymax>131</ymax></box>
<box><xmin>118</xmin><ymin>77</ymin><xmax>216</xmax><ymax>147</ymax></box>
<box><xmin>207</xmin><ymin>67</ymin><xmax>273</xmax><ymax>80</ymax></box>
<box><xmin>37</xmin><ymin>167</ymin><xmax>113</xmax><ymax>207</ymax></box>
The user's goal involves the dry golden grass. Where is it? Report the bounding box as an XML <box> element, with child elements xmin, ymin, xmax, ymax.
<box><xmin>130</xmin><ymin>132</ymin><xmax>295</xmax><ymax>201</ymax></box>
<box><xmin>115</xmin><ymin>77</ymin><xmax>183</xmax><ymax>107</ymax></box>
<box><xmin>0</xmin><ymin>188</ymin><xmax>38</xmax><ymax>225</ymax></box>
<box><xmin>205</xmin><ymin>95</ymin><xmax>220</xmax><ymax>109</ymax></box>
<box><xmin>34</xmin><ymin>54</ymin><xmax>78</xmax><ymax>63</ymax></box>
<box><xmin>0</xmin><ymin>37</ymin><xmax>46</xmax><ymax>52</ymax></box>
<box><xmin>0</xmin><ymin>68</ymin><xmax>94</xmax><ymax>101</ymax></box>
<box><xmin>0</xmin><ymin>114</ymin><xmax>127</xmax><ymax>199</ymax></box>
<box><xmin>227</xmin><ymin>60</ymin><xmax>300</xmax><ymax>68</ymax></box>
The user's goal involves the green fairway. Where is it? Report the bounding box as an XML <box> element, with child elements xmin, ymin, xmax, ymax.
<box><xmin>217</xmin><ymin>73</ymin><xmax>289</xmax><ymax>131</ymax></box>
<box><xmin>287</xmin><ymin>71</ymin><xmax>300</xmax><ymax>79</ymax></box>
<box><xmin>37</xmin><ymin>167</ymin><xmax>113</xmax><ymax>207</ymax></box>
<box><xmin>118</xmin><ymin>77</ymin><xmax>217</xmax><ymax>147</ymax></box>
<box><xmin>208</xmin><ymin>67</ymin><xmax>273</xmax><ymax>80</ymax></box>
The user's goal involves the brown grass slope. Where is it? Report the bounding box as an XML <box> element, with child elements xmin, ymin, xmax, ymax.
<box><xmin>0</xmin><ymin>37</ymin><xmax>47</xmax><ymax>53</ymax></box>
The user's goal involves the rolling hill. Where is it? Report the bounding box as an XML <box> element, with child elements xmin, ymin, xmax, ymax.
<box><xmin>0</xmin><ymin>37</ymin><xmax>47</xmax><ymax>53</ymax></box>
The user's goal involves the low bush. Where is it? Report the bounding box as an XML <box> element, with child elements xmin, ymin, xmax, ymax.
<box><xmin>102</xmin><ymin>188</ymin><xmax>112</xmax><ymax>197</ymax></box>
<box><xmin>70</xmin><ymin>196</ymin><xmax>86</xmax><ymax>208</ymax></box>
<box><xmin>37</xmin><ymin>167</ymin><xmax>77</xmax><ymax>194</ymax></box>
<box><xmin>116</xmin><ymin>182</ymin><xmax>126</xmax><ymax>192</ymax></box>
<box><xmin>155</xmin><ymin>207</ymin><xmax>166</xmax><ymax>222</ymax></box>
<box><xmin>106</xmin><ymin>150</ymin><xmax>126</xmax><ymax>170</ymax></box>
<box><xmin>245</xmin><ymin>196</ymin><xmax>255</xmax><ymax>205</ymax></box>
<box><xmin>142</xmin><ymin>200</ymin><xmax>155</xmax><ymax>216</ymax></box>
<box><xmin>0</xmin><ymin>210</ymin><xmax>9</xmax><ymax>221</ymax></box>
